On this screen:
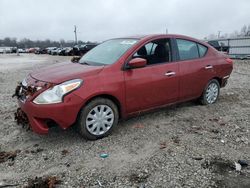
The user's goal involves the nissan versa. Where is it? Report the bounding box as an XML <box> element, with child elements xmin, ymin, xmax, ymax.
<box><xmin>14</xmin><ymin>34</ymin><xmax>233</xmax><ymax>140</ymax></box>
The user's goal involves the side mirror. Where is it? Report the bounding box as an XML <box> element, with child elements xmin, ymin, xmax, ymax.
<box><xmin>127</xmin><ymin>58</ymin><xmax>147</xmax><ymax>69</ymax></box>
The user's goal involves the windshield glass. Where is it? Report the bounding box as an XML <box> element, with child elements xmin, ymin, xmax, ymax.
<box><xmin>79</xmin><ymin>39</ymin><xmax>138</xmax><ymax>65</ymax></box>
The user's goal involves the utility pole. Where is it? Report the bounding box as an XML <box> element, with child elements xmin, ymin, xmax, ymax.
<box><xmin>218</xmin><ymin>30</ymin><xmax>221</xmax><ymax>39</ymax></box>
<box><xmin>166</xmin><ymin>28</ymin><xmax>168</xmax><ymax>34</ymax></box>
<box><xmin>74</xmin><ymin>25</ymin><xmax>78</xmax><ymax>44</ymax></box>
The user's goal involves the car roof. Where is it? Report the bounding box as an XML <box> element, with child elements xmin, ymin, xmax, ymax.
<box><xmin>115</xmin><ymin>34</ymin><xmax>206</xmax><ymax>45</ymax></box>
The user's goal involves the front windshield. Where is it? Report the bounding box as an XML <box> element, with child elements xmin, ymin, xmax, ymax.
<box><xmin>79</xmin><ymin>39</ymin><xmax>138</xmax><ymax>65</ymax></box>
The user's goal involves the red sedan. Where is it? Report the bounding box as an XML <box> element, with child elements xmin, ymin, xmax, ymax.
<box><xmin>14</xmin><ymin>34</ymin><xmax>233</xmax><ymax>140</ymax></box>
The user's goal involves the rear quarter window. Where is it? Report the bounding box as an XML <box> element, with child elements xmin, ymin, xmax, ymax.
<box><xmin>198</xmin><ymin>44</ymin><xmax>208</xmax><ymax>57</ymax></box>
<box><xmin>176</xmin><ymin>39</ymin><xmax>199</xmax><ymax>60</ymax></box>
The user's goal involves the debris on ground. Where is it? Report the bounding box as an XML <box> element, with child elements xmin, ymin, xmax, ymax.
<box><xmin>192</xmin><ymin>157</ymin><xmax>203</xmax><ymax>161</ymax></box>
<box><xmin>0</xmin><ymin>151</ymin><xmax>17</xmax><ymax>163</ymax></box>
<box><xmin>209</xmin><ymin>118</ymin><xmax>219</xmax><ymax>122</ymax></box>
<box><xmin>238</xmin><ymin>160</ymin><xmax>248</xmax><ymax>167</ymax></box>
<box><xmin>24</xmin><ymin>176</ymin><xmax>61</xmax><ymax>188</ymax></box>
<box><xmin>100</xmin><ymin>153</ymin><xmax>109</xmax><ymax>158</ymax></box>
<box><xmin>30</xmin><ymin>148</ymin><xmax>44</xmax><ymax>154</ymax></box>
<box><xmin>189</xmin><ymin>126</ymin><xmax>202</xmax><ymax>134</ymax></box>
<box><xmin>171</xmin><ymin>136</ymin><xmax>180</xmax><ymax>144</ymax></box>
<box><xmin>132</xmin><ymin>123</ymin><xmax>144</xmax><ymax>128</ymax></box>
<box><xmin>220</xmin><ymin>139</ymin><xmax>225</xmax><ymax>144</ymax></box>
<box><xmin>211</xmin><ymin>129</ymin><xmax>220</xmax><ymax>134</ymax></box>
<box><xmin>159</xmin><ymin>142</ymin><xmax>167</xmax><ymax>149</ymax></box>
<box><xmin>234</xmin><ymin>162</ymin><xmax>242</xmax><ymax>171</ymax></box>
<box><xmin>65</xmin><ymin>163</ymin><xmax>70</xmax><ymax>167</ymax></box>
<box><xmin>61</xmin><ymin>149</ymin><xmax>69</xmax><ymax>157</ymax></box>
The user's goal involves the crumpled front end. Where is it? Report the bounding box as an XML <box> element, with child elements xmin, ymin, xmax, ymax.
<box><xmin>13</xmin><ymin>75</ymin><xmax>53</xmax><ymax>133</ymax></box>
<box><xmin>13</xmin><ymin>74</ymin><xmax>84</xmax><ymax>134</ymax></box>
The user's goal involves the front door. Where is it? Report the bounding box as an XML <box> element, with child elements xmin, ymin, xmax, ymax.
<box><xmin>124</xmin><ymin>38</ymin><xmax>179</xmax><ymax>114</ymax></box>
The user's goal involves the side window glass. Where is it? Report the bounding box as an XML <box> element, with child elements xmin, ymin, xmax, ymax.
<box><xmin>176</xmin><ymin>39</ymin><xmax>199</xmax><ymax>60</ymax></box>
<box><xmin>133</xmin><ymin>39</ymin><xmax>172</xmax><ymax>65</ymax></box>
<box><xmin>145</xmin><ymin>43</ymin><xmax>156</xmax><ymax>55</ymax></box>
<box><xmin>133</xmin><ymin>42</ymin><xmax>155</xmax><ymax>58</ymax></box>
<box><xmin>198</xmin><ymin>44</ymin><xmax>208</xmax><ymax>57</ymax></box>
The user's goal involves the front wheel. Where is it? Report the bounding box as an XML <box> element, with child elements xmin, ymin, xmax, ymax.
<box><xmin>76</xmin><ymin>98</ymin><xmax>119</xmax><ymax>140</ymax></box>
<box><xmin>200</xmin><ymin>79</ymin><xmax>220</xmax><ymax>105</ymax></box>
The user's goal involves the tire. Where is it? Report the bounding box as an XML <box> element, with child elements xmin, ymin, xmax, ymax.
<box><xmin>200</xmin><ymin>79</ymin><xmax>220</xmax><ymax>105</ymax></box>
<box><xmin>77</xmin><ymin>98</ymin><xmax>119</xmax><ymax>140</ymax></box>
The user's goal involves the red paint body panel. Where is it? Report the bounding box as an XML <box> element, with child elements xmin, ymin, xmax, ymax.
<box><xmin>124</xmin><ymin>62</ymin><xmax>179</xmax><ymax>113</ymax></box>
<box><xmin>18</xmin><ymin>93</ymin><xmax>85</xmax><ymax>134</ymax></box>
<box><xmin>31</xmin><ymin>62</ymin><xmax>104</xmax><ymax>83</ymax></box>
<box><xmin>17</xmin><ymin>34</ymin><xmax>233</xmax><ymax>134</ymax></box>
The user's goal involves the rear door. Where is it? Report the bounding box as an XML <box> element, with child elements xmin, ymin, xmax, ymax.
<box><xmin>124</xmin><ymin>38</ymin><xmax>179</xmax><ymax>113</ymax></box>
<box><xmin>175</xmin><ymin>38</ymin><xmax>213</xmax><ymax>100</ymax></box>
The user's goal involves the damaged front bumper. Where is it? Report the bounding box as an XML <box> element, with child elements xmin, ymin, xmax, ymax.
<box><xmin>13</xmin><ymin>76</ymin><xmax>84</xmax><ymax>134</ymax></box>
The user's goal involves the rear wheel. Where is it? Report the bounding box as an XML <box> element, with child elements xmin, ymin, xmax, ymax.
<box><xmin>200</xmin><ymin>79</ymin><xmax>220</xmax><ymax>105</ymax></box>
<box><xmin>77</xmin><ymin>98</ymin><xmax>119</xmax><ymax>140</ymax></box>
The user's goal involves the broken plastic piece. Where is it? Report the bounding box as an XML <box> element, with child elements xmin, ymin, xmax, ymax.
<box><xmin>234</xmin><ymin>162</ymin><xmax>242</xmax><ymax>171</ymax></box>
<box><xmin>25</xmin><ymin>176</ymin><xmax>61</xmax><ymax>188</ymax></box>
<box><xmin>0</xmin><ymin>151</ymin><xmax>17</xmax><ymax>163</ymax></box>
<box><xmin>238</xmin><ymin>160</ymin><xmax>248</xmax><ymax>167</ymax></box>
<box><xmin>100</xmin><ymin>153</ymin><xmax>109</xmax><ymax>158</ymax></box>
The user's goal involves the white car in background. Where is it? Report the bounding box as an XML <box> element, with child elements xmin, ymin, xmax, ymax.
<box><xmin>0</xmin><ymin>48</ymin><xmax>4</xmax><ymax>53</ymax></box>
<box><xmin>4</xmin><ymin>47</ymin><xmax>11</xmax><ymax>53</ymax></box>
<box><xmin>18</xmin><ymin>49</ymin><xmax>26</xmax><ymax>53</ymax></box>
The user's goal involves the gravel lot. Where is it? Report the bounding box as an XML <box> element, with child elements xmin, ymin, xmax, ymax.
<box><xmin>0</xmin><ymin>54</ymin><xmax>249</xmax><ymax>188</ymax></box>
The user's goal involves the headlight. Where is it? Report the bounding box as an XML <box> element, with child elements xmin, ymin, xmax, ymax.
<box><xmin>33</xmin><ymin>79</ymin><xmax>82</xmax><ymax>104</ymax></box>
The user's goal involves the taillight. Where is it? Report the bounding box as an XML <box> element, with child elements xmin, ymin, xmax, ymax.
<box><xmin>226</xmin><ymin>58</ymin><xmax>233</xmax><ymax>64</ymax></box>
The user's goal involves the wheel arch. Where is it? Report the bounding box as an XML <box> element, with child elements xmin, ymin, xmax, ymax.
<box><xmin>211</xmin><ymin>77</ymin><xmax>222</xmax><ymax>87</ymax></box>
<box><xmin>78</xmin><ymin>94</ymin><xmax>123</xmax><ymax>120</ymax></box>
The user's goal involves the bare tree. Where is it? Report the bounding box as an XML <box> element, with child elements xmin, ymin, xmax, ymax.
<box><xmin>240</xmin><ymin>25</ymin><xmax>247</xmax><ymax>36</ymax></box>
<box><xmin>247</xmin><ymin>25</ymin><xmax>250</xmax><ymax>36</ymax></box>
<box><xmin>0</xmin><ymin>37</ymin><xmax>93</xmax><ymax>48</ymax></box>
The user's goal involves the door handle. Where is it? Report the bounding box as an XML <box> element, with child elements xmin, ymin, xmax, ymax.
<box><xmin>165</xmin><ymin>71</ymin><xmax>176</xmax><ymax>76</ymax></box>
<box><xmin>205</xmin><ymin>65</ymin><xmax>213</xmax><ymax>69</ymax></box>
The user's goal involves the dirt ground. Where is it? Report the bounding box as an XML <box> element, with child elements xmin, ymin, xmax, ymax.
<box><xmin>0</xmin><ymin>54</ymin><xmax>249</xmax><ymax>188</ymax></box>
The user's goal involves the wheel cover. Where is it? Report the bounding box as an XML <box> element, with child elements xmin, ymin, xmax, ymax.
<box><xmin>86</xmin><ymin>105</ymin><xmax>114</xmax><ymax>136</ymax></box>
<box><xmin>205</xmin><ymin>82</ymin><xmax>219</xmax><ymax>104</ymax></box>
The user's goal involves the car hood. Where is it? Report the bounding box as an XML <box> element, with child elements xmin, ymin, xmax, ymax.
<box><xmin>30</xmin><ymin>62</ymin><xmax>104</xmax><ymax>84</ymax></box>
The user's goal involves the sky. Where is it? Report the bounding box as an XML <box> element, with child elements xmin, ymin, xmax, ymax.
<box><xmin>0</xmin><ymin>0</ymin><xmax>250</xmax><ymax>42</ymax></box>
